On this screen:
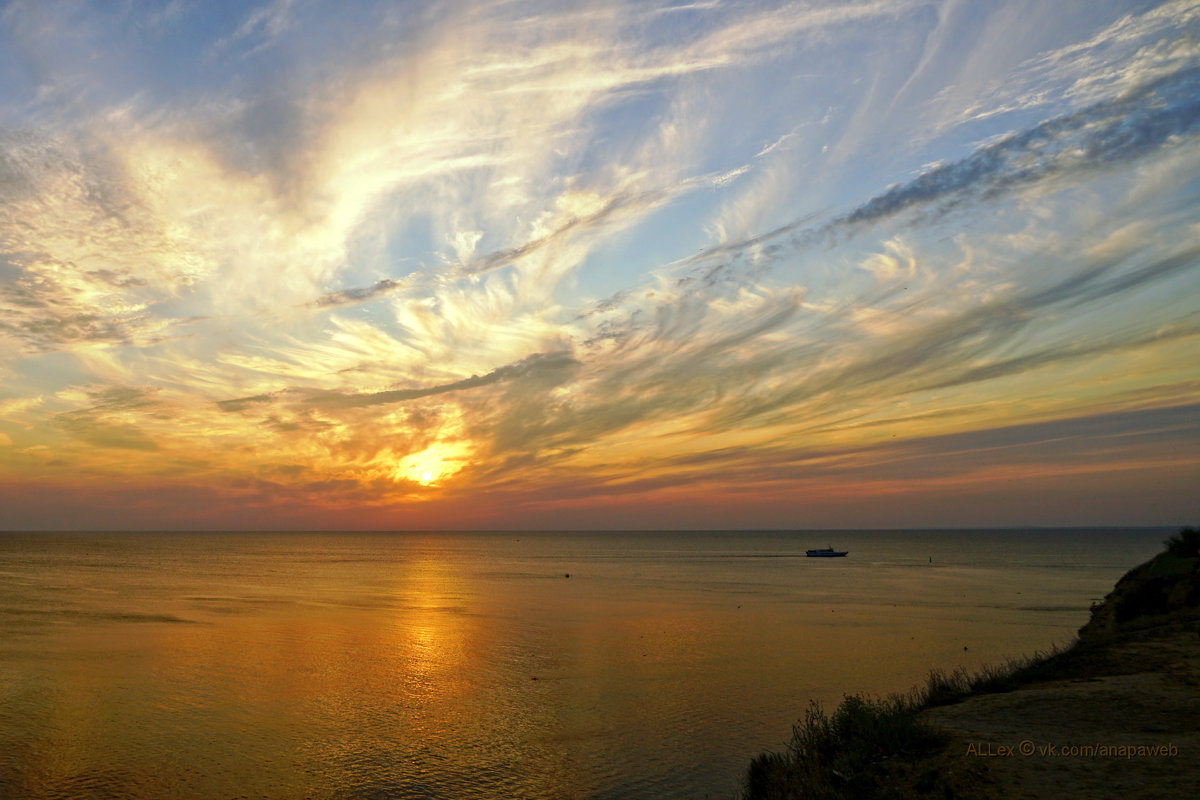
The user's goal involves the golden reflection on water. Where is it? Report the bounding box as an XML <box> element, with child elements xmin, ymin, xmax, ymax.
<box><xmin>389</xmin><ymin>545</ymin><xmax>473</xmax><ymax>703</ymax></box>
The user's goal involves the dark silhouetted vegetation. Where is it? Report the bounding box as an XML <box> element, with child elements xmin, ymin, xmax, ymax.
<box><xmin>1164</xmin><ymin>526</ymin><xmax>1200</xmax><ymax>558</ymax></box>
<box><xmin>739</xmin><ymin>651</ymin><xmax>1075</xmax><ymax>800</ymax></box>
<box><xmin>1104</xmin><ymin>527</ymin><xmax>1200</xmax><ymax>625</ymax></box>
<box><xmin>743</xmin><ymin>695</ymin><xmax>944</xmax><ymax>800</ymax></box>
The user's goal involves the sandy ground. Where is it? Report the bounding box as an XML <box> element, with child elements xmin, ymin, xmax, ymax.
<box><xmin>917</xmin><ymin>622</ymin><xmax>1200</xmax><ymax>799</ymax></box>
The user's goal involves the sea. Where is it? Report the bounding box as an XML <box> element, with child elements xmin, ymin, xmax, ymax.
<box><xmin>0</xmin><ymin>528</ymin><xmax>1169</xmax><ymax>799</ymax></box>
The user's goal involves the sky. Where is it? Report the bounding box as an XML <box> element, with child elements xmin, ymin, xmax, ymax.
<box><xmin>0</xmin><ymin>0</ymin><xmax>1198</xmax><ymax>531</ymax></box>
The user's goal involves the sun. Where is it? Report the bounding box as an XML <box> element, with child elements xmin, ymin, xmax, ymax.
<box><xmin>394</xmin><ymin>444</ymin><xmax>469</xmax><ymax>488</ymax></box>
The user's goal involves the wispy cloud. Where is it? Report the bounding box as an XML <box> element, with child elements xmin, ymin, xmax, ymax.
<box><xmin>650</xmin><ymin>61</ymin><xmax>1200</xmax><ymax>283</ymax></box>
<box><xmin>210</xmin><ymin>0</ymin><xmax>298</xmax><ymax>59</ymax></box>
<box><xmin>1</xmin><ymin>0</ymin><xmax>1197</xmax><ymax>528</ymax></box>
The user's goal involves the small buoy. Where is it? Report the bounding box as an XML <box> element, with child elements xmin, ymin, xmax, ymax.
<box><xmin>963</xmin><ymin>646</ymin><xmax>968</xmax><ymax>651</ymax></box>
<box><xmin>564</xmin><ymin>573</ymin><xmax>570</xmax><ymax>578</ymax></box>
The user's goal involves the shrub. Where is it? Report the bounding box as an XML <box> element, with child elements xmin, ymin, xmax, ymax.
<box><xmin>1164</xmin><ymin>527</ymin><xmax>1200</xmax><ymax>558</ymax></box>
<box><xmin>743</xmin><ymin>695</ymin><xmax>943</xmax><ymax>799</ymax></box>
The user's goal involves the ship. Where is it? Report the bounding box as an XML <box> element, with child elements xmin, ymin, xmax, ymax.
<box><xmin>805</xmin><ymin>546</ymin><xmax>848</xmax><ymax>557</ymax></box>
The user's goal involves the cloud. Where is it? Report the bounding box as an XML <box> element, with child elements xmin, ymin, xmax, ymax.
<box><xmin>56</xmin><ymin>415</ymin><xmax>160</xmax><ymax>451</ymax></box>
<box><xmin>408</xmin><ymin>398</ymin><xmax>1200</xmax><ymax>523</ymax></box>
<box><xmin>210</xmin><ymin>0</ymin><xmax>298</xmax><ymax>59</ymax></box>
<box><xmin>835</xmin><ymin>67</ymin><xmax>1200</xmax><ymax>232</ymax></box>
<box><xmin>313</xmin><ymin>278</ymin><xmax>408</xmax><ymax>308</ymax></box>
<box><xmin>53</xmin><ymin>385</ymin><xmax>162</xmax><ymax>451</ymax></box>
<box><xmin>463</xmin><ymin>217</ymin><xmax>1200</xmax><ymax>491</ymax></box>
<box><xmin>848</xmin><ymin>401</ymin><xmax>1200</xmax><ymax>477</ymax></box>
<box><xmin>0</xmin><ymin>128</ymin><xmax>189</xmax><ymax>351</ymax></box>
<box><xmin>219</xmin><ymin>350</ymin><xmax>580</xmax><ymax>412</ymax></box>
<box><xmin>282</xmin><ymin>0</ymin><xmax>941</xmax><ymax>318</ymax></box>
<box><xmin>627</xmin><ymin>58</ymin><xmax>1200</xmax><ymax>300</ymax></box>
<box><xmin>696</xmin><ymin>241</ymin><xmax>1200</xmax><ymax>433</ymax></box>
<box><xmin>996</xmin><ymin>0</ymin><xmax>1200</xmax><ymax>111</ymax></box>
<box><xmin>470</xmin><ymin>287</ymin><xmax>808</xmax><ymax>459</ymax></box>
<box><xmin>215</xmin><ymin>393</ymin><xmax>277</xmax><ymax>413</ymax></box>
<box><xmin>671</xmin><ymin>400</ymin><xmax>1200</xmax><ymax>489</ymax></box>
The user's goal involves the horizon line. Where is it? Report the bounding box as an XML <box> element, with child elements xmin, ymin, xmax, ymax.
<box><xmin>0</xmin><ymin>525</ymin><xmax>1184</xmax><ymax>534</ymax></box>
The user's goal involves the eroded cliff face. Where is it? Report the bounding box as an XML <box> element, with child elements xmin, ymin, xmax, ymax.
<box><xmin>1078</xmin><ymin>530</ymin><xmax>1200</xmax><ymax>641</ymax></box>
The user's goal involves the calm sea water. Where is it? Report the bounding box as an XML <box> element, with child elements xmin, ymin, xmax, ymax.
<box><xmin>0</xmin><ymin>529</ymin><xmax>1167</xmax><ymax>799</ymax></box>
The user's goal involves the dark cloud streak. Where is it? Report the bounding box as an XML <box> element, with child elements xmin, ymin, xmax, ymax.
<box><xmin>308</xmin><ymin>350</ymin><xmax>579</xmax><ymax>409</ymax></box>
<box><xmin>218</xmin><ymin>350</ymin><xmax>580</xmax><ymax>412</ymax></box>
<box><xmin>313</xmin><ymin>278</ymin><xmax>406</xmax><ymax>308</ymax></box>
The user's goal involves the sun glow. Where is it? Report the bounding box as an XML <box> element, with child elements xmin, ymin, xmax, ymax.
<box><xmin>394</xmin><ymin>444</ymin><xmax>470</xmax><ymax>487</ymax></box>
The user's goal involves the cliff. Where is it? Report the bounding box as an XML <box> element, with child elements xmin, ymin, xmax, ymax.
<box><xmin>741</xmin><ymin>528</ymin><xmax>1200</xmax><ymax>800</ymax></box>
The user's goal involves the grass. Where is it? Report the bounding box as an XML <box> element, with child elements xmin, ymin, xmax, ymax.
<box><xmin>740</xmin><ymin>647</ymin><xmax>1080</xmax><ymax>800</ymax></box>
<box><xmin>743</xmin><ymin>694</ymin><xmax>945</xmax><ymax>800</ymax></box>
<box><xmin>913</xmin><ymin>638</ymin><xmax>1122</xmax><ymax>707</ymax></box>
